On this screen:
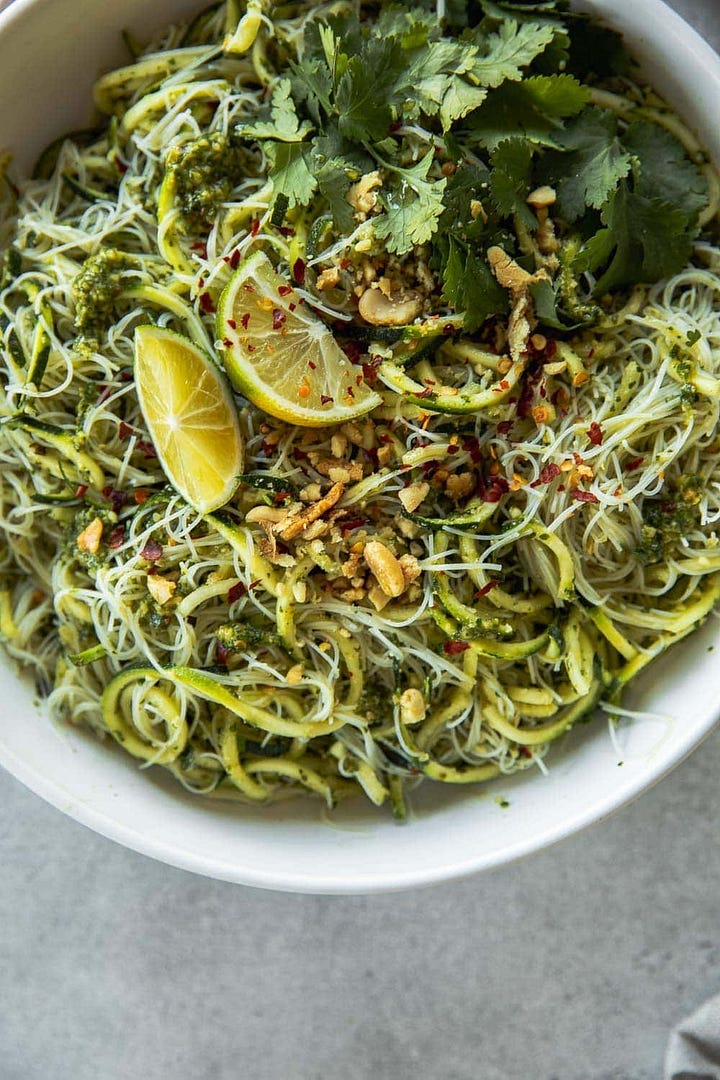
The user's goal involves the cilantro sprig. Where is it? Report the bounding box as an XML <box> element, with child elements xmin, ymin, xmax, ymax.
<box><xmin>234</xmin><ymin>0</ymin><xmax>710</xmax><ymax>332</ymax></box>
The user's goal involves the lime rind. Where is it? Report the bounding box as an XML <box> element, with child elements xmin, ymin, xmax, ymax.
<box><xmin>216</xmin><ymin>251</ymin><xmax>382</xmax><ymax>427</ymax></box>
<box><xmin>134</xmin><ymin>324</ymin><xmax>244</xmax><ymax>513</ymax></box>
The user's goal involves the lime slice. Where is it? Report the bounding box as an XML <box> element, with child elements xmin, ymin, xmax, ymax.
<box><xmin>134</xmin><ymin>325</ymin><xmax>244</xmax><ymax>513</ymax></box>
<box><xmin>216</xmin><ymin>251</ymin><xmax>383</xmax><ymax>427</ymax></box>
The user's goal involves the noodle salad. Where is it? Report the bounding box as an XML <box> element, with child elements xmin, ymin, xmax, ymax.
<box><xmin>0</xmin><ymin>0</ymin><xmax>719</xmax><ymax>817</ymax></box>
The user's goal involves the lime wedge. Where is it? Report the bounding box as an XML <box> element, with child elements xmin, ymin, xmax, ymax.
<box><xmin>216</xmin><ymin>251</ymin><xmax>383</xmax><ymax>427</ymax></box>
<box><xmin>134</xmin><ymin>325</ymin><xmax>244</xmax><ymax>513</ymax></box>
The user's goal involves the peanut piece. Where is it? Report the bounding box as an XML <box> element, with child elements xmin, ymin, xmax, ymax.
<box><xmin>77</xmin><ymin>517</ymin><xmax>103</xmax><ymax>555</ymax></box>
<box><xmin>398</xmin><ymin>482</ymin><xmax>429</xmax><ymax>514</ymax></box>
<box><xmin>286</xmin><ymin>663</ymin><xmax>304</xmax><ymax>685</ymax></box>
<box><xmin>363</xmin><ymin>540</ymin><xmax>405</xmax><ymax>598</ymax></box>
<box><xmin>399</xmin><ymin>688</ymin><xmax>426</xmax><ymax>726</ymax></box>
<box><xmin>146</xmin><ymin>575</ymin><xmax>176</xmax><ymax>606</ymax></box>
<box><xmin>281</xmin><ymin>481</ymin><xmax>345</xmax><ymax>541</ymax></box>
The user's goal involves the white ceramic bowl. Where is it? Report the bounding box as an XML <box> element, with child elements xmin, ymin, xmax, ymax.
<box><xmin>0</xmin><ymin>0</ymin><xmax>718</xmax><ymax>894</ymax></box>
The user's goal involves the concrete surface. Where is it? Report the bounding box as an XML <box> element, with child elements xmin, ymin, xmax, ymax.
<box><xmin>1</xmin><ymin>2</ymin><xmax>719</xmax><ymax>1078</ymax></box>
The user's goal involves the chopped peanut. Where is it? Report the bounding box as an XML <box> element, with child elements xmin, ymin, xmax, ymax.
<box><xmin>368</xmin><ymin>584</ymin><xmax>391</xmax><ymax>611</ymax></box>
<box><xmin>398</xmin><ymin>553</ymin><xmax>422</xmax><ymax>585</ymax></box>
<box><xmin>526</xmin><ymin>185</ymin><xmax>557</xmax><ymax>209</ymax></box>
<box><xmin>316</xmin><ymin>267</ymin><xmax>340</xmax><ymax>291</ymax></box>
<box><xmin>330</xmin><ymin>433</ymin><xmax>348</xmax><ymax>459</ymax></box>
<box><xmin>358</xmin><ymin>286</ymin><xmax>422</xmax><ymax>327</ymax></box>
<box><xmin>347</xmin><ymin>171</ymin><xmax>382</xmax><ymax>216</ymax></box>
<box><xmin>245</xmin><ymin>505</ymin><xmax>289</xmax><ymax>524</ymax></box>
<box><xmin>364</xmin><ymin>540</ymin><xmax>406</xmax><ymax>598</ymax></box>
<box><xmin>146</xmin><ymin>574</ymin><xmax>176</xmax><ymax>606</ymax></box>
<box><xmin>286</xmin><ymin>663</ymin><xmax>304</xmax><ymax>685</ymax></box>
<box><xmin>446</xmin><ymin>473</ymin><xmax>474</xmax><ymax>501</ymax></box>
<box><xmin>399</xmin><ymin>687</ymin><xmax>426</xmax><ymax>726</ymax></box>
<box><xmin>398</xmin><ymin>482</ymin><xmax>429</xmax><ymax>514</ymax></box>
<box><xmin>281</xmin><ymin>481</ymin><xmax>345</xmax><ymax>541</ymax></box>
<box><xmin>77</xmin><ymin>517</ymin><xmax>103</xmax><ymax>555</ymax></box>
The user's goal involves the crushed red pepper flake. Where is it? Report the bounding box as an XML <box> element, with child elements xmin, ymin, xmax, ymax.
<box><xmin>572</xmin><ymin>490</ymin><xmax>599</xmax><ymax>504</ymax></box>
<box><xmin>136</xmin><ymin>440</ymin><xmax>157</xmax><ymax>459</ymax></box>
<box><xmin>292</xmin><ymin>258</ymin><xmax>306</xmax><ymax>285</ymax></box>
<box><xmin>587</xmin><ymin>421</ymin><xmax>604</xmax><ymax>446</ymax></box>
<box><xmin>227</xmin><ymin>581</ymin><xmax>247</xmax><ymax>604</ymax></box>
<box><xmin>199</xmin><ymin>291</ymin><xmax>215</xmax><ymax>314</ymax></box>
<box><xmin>342</xmin><ymin>517</ymin><xmax>366</xmax><ymax>534</ymax></box>
<box><xmin>118</xmin><ymin>421</ymin><xmax>133</xmax><ymax>440</ymax></box>
<box><xmin>474</xmin><ymin>580</ymin><xmax>499</xmax><ymax>598</ymax></box>
<box><xmin>444</xmin><ymin>640</ymin><xmax>470</xmax><ymax>655</ymax></box>
<box><xmin>539</xmin><ymin>463</ymin><xmax>562</xmax><ymax>484</ymax></box>
<box><xmin>103</xmin><ymin>486</ymin><xmax>128</xmax><ymax>513</ymax></box>
<box><xmin>139</xmin><ymin>539</ymin><xmax>163</xmax><ymax>561</ymax></box>
<box><xmin>108</xmin><ymin>526</ymin><xmax>126</xmax><ymax>550</ymax></box>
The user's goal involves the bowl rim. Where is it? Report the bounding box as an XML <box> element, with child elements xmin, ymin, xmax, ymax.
<box><xmin>0</xmin><ymin>0</ymin><xmax>719</xmax><ymax>894</ymax></box>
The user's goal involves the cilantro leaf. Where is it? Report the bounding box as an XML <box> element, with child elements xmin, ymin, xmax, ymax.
<box><xmin>528</xmin><ymin>277</ymin><xmax>596</xmax><ymax>330</ymax></box>
<box><xmin>469</xmin><ymin>19</ymin><xmax>557</xmax><ymax>87</ymax></box>
<box><xmin>374</xmin><ymin>8</ymin><xmax>436</xmax><ymax>47</ymax></box>
<box><xmin>480</xmin><ymin>1</ymin><xmax>569</xmax><ymax>19</ymax></box>
<box><xmin>373</xmin><ymin>150</ymin><xmax>447</xmax><ymax>255</ymax></box>
<box><xmin>335</xmin><ymin>37</ymin><xmax>404</xmax><ymax>141</ymax></box>
<box><xmin>441</xmin><ymin>236</ymin><xmax>509</xmax><ymax>332</ymax></box>
<box><xmin>438</xmin><ymin>163</ymin><xmax>492</xmax><ymax>240</ymax></box>
<box><xmin>576</xmin><ymin>185</ymin><xmax>694</xmax><ymax>294</ymax></box>
<box><xmin>566</xmin><ymin>17</ymin><xmax>631</xmax><ymax>79</ymax></box>
<box><xmin>288</xmin><ymin>58</ymin><xmax>333</xmax><ymax>127</ymax></box>
<box><xmin>465</xmin><ymin>74</ymin><xmax>589</xmax><ymax>148</ymax></box>
<box><xmin>237</xmin><ymin>78</ymin><xmax>312</xmax><ymax>142</ymax></box>
<box><xmin>439</xmin><ymin>80</ymin><xmax>488</xmax><ymax>130</ymax></box>
<box><xmin>315</xmin><ymin>162</ymin><xmax>355</xmax><ymax>233</ymax></box>
<box><xmin>623</xmin><ymin>120</ymin><xmax>707</xmax><ymax>223</ymax></box>
<box><xmin>538</xmin><ymin>108</ymin><xmax>631</xmax><ymax>221</ymax></box>
<box><xmin>489</xmin><ymin>139</ymin><xmax>537</xmax><ymax>227</ymax></box>
<box><xmin>433</xmin><ymin>164</ymin><xmax>513</xmax><ymax>330</ymax></box>
<box><xmin>266</xmin><ymin>142</ymin><xmax>317</xmax><ymax>208</ymax></box>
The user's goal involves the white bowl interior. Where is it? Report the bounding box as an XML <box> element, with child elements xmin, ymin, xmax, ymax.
<box><xmin>0</xmin><ymin>0</ymin><xmax>719</xmax><ymax>893</ymax></box>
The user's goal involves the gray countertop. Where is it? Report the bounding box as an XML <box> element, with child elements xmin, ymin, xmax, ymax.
<box><xmin>2</xmin><ymin>3</ymin><xmax>720</xmax><ymax>1078</ymax></box>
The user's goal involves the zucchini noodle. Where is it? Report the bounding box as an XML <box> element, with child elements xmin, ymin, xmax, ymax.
<box><xmin>0</xmin><ymin>0</ymin><xmax>719</xmax><ymax>819</ymax></box>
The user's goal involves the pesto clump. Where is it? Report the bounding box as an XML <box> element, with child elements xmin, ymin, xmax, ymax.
<box><xmin>635</xmin><ymin>474</ymin><xmax>703</xmax><ymax>564</ymax></box>
<box><xmin>166</xmin><ymin>133</ymin><xmax>245</xmax><ymax>225</ymax></box>
<box><xmin>215</xmin><ymin>621</ymin><xmax>282</xmax><ymax>652</ymax></box>
<box><xmin>72</xmin><ymin>248</ymin><xmax>132</xmax><ymax>332</ymax></box>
